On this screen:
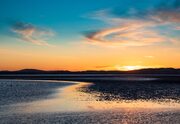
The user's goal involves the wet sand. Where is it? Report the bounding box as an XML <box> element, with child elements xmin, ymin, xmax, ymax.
<box><xmin>1</xmin><ymin>110</ymin><xmax>180</xmax><ymax>124</ymax></box>
<box><xmin>0</xmin><ymin>78</ymin><xmax>180</xmax><ymax>124</ymax></box>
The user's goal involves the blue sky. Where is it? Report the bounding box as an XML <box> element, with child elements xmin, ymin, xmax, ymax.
<box><xmin>0</xmin><ymin>0</ymin><xmax>166</xmax><ymax>44</ymax></box>
<box><xmin>0</xmin><ymin>0</ymin><xmax>179</xmax><ymax>70</ymax></box>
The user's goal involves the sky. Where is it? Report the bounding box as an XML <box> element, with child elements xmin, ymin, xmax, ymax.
<box><xmin>0</xmin><ymin>0</ymin><xmax>180</xmax><ymax>71</ymax></box>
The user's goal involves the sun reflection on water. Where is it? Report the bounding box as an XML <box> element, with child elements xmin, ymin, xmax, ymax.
<box><xmin>18</xmin><ymin>82</ymin><xmax>180</xmax><ymax>114</ymax></box>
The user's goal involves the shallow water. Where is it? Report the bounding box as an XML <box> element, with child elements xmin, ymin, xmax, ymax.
<box><xmin>0</xmin><ymin>79</ymin><xmax>180</xmax><ymax>123</ymax></box>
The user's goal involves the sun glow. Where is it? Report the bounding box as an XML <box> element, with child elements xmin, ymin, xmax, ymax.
<box><xmin>116</xmin><ymin>65</ymin><xmax>147</xmax><ymax>71</ymax></box>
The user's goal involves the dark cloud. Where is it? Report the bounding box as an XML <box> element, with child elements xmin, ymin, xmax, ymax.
<box><xmin>150</xmin><ymin>0</ymin><xmax>180</xmax><ymax>23</ymax></box>
<box><xmin>108</xmin><ymin>0</ymin><xmax>180</xmax><ymax>23</ymax></box>
<box><xmin>12</xmin><ymin>22</ymin><xmax>35</xmax><ymax>31</ymax></box>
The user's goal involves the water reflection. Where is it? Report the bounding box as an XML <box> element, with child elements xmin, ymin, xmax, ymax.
<box><xmin>1</xmin><ymin>79</ymin><xmax>180</xmax><ymax>123</ymax></box>
<box><xmin>18</xmin><ymin>80</ymin><xmax>180</xmax><ymax>114</ymax></box>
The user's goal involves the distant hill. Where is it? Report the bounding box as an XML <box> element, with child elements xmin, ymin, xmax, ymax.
<box><xmin>0</xmin><ymin>68</ymin><xmax>180</xmax><ymax>74</ymax></box>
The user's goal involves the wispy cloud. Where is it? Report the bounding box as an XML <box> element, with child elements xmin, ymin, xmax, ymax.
<box><xmin>84</xmin><ymin>0</ymin><xmax>180</xmax><ymax>47</ymax></box>
<box><xmin>85</xmin><ymin>21</ymin><xmax>166</xmax><ymax>46</ymax></box>
<box><xmin>95</xmin><ymin>65</ymin><xmax>112</xmax><ymax>69</ymax></box>
<box><xmin>11</xmin><ymin>22</ymin><xmax>54</xmax><ymax>46</ymax></box>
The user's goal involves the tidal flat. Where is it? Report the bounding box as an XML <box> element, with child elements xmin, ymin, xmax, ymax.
<box><xmin>0</xmin><ymin>75</ymin><xmax>180</xmax><ymax>124</ymax></box>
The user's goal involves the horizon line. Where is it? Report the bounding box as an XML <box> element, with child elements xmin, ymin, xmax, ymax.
<box><xmin>1</xmin><ymin>67</ymin><xmax>180</xmax><ymax>72</ymax></box>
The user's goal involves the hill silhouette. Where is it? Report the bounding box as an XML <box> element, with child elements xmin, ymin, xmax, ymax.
<box><xmin>0</xmin><ymin>68</ymin><xmax>180</xmax><ymax>74</ymax></box>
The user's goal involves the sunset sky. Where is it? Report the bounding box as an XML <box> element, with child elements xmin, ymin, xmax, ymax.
<box><xmin>0</xmin><ymin>0</ymin><xmax>180</xmax><ymax>71</ymax></box>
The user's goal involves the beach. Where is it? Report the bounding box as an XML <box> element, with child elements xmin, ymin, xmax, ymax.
<box><xmin>0</xmin><ymin>76</ymin><xmax>180</xmax><ymax>124</ymax></box>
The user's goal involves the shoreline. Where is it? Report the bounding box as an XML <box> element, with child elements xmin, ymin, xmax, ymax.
<box><xmin>0</xmin><ymin>78</ymin><xmax>180</xmax><ymax>123</ymax></box>
<box><xmin>0</xmin><ymin>79</ymin><xmax>78</xmax><ymax>107</ymax></box>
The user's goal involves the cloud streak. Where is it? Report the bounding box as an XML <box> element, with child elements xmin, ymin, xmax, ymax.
<box><xmin>11</xmin><ymin>22</ymin><xmax>54</xmax><ymax>46</ymax></box>
<box><xmin>95</xmin><ymin>65</ymin><xmax>112</xmax><ymax>69</ymax></box>
<box><xmin>84</xmin><ymin>0</ymin><xmax>180</xmax><ymax>47</ymax></box>
<box><xmin>85</xmin><ymin>21</ymin><xmax>166</xmax><ymax>46</ymax></box>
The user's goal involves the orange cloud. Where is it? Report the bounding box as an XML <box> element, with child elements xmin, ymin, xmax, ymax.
<box><xmin>85</xmin><ymin>19</ymin><xmax>166</xmax><ymax>46</ymax></box>
<box><xmin>11</xmin><ymin>22</ymin><xmax>54</xmax><ymax>46</ymax></box>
